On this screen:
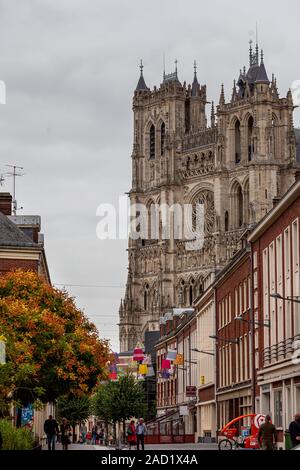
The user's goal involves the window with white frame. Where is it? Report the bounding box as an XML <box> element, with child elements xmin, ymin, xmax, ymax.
<box><xmin>274</xmin><ymin>389</ymin><xmax>283</xmax><ymax>428</ymax></box>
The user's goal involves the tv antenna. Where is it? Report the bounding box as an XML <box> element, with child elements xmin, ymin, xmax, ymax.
<box><xmin>5</xmin><ymin>164</ymin><xmax>24</xmax><ymax>215</ymax></box>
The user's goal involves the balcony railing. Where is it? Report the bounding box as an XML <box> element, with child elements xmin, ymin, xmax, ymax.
<box><xmin>262</xmin><ymin>334</ymin><xmax>300</xmax><ymax>367</ymax></box>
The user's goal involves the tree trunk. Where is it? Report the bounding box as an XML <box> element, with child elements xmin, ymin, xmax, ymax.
<box><xmin>123</xmin><ymin>419</ymin><xmax>126</xmax><ymax>446</ymax></box>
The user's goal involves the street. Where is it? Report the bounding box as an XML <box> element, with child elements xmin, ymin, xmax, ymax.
<box><xmin>42</xmin><ymin>442</ymin><xmax>218</xmax><ymax>451</ymax></box>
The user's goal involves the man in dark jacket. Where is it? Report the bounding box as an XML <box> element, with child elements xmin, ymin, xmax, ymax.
<box><xmin>289</xmin><ymin>414</ymin><xmax>300</xmax><ymax>448</ymax></box>
<box><xmin>257</xmin><ymin>415</ymin><xmax>277</xmax><ymax>450</ymax></box>
<box><xmin>44</xmin><ymin>415</ymin><xmax>59</xmax><ymax>450</ymax></box>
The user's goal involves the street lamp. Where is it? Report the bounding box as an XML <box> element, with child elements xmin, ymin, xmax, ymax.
<box><xmin>191</xmin><ymin>348</ymin><xmax>215</xmax><ymax>356</ymax></box>
<box><xmin>234</xmin><ymin>314</ymin><xmax>270</xmax><ymax>328</ymax></box>
<box><xmin>270</xmin><ymin>293</ymin><xmax>300</xmax><ymax>304</ymax></box>
<box><xmin>209</xmin><ymin>335</ymin><xmax>239</xmax><ymax>344</ymax></box>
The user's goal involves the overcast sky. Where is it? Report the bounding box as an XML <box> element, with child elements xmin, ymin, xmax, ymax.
<box><xmin>0</xmin><ymin>0</ymin><xmax>299</xmax><ymax>352</ymax></box>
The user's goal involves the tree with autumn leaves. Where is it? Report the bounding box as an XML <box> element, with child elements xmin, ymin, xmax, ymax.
<box><xmin>0</xmin><ymin>270</ymin><xmax>112</xmax><ymax>412</ymax></box>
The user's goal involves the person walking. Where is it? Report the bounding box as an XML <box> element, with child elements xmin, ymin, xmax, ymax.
<box><xmin>127</xmin><ymin>420</ymin><xmax>137</xmax><ymax>450</ymax></box>
<box><xmin>44</xmin><ymin>415</ymin><xmax>59</xmax><ymax>451</ymax></box>
<box><xmin>91</xmin><ymin>425</ymin><xmax>98</xmax><ymax>445</ymax></box>
<box><xmin>289</xmin><ymin>413</ymin><xmax>300</xmax><ymax>448</ymax></box>
<box><xmin>60</xmin><ymin>418</ymin><xmax>71</xmax><ymax>451</ymax></box>
<box><xmin>136</xmin><ymin>418</ymin><xmax>146</xmax><ymax>451</ymax></box>
<box><xmin>79</xmin><ymin>423</ymin><xmax>87</xmax><ymax>444</ymax></box>
<box><xmin>257</xmin><ymin>415</ymin><xmax>277</xmax><ymax>450</ymax></box>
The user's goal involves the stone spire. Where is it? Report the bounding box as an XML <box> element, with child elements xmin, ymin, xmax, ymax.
<box><xmin>255</xmin><ymin>50</ymin><xmax>270</xmax><ymax>84</ymax></box>
<box><xmin>191</xmin><ymin>60</ymin><xmax>199</xmax><ymax>97</ymax></box>
<box><xmin>211</xmin><ymin>101</ymin><xmax>215</xmax><ymax>127</ymax></box>
<box><xmin>219</xmin><ymin>83</ymin><xmax>225</xmax><ymax>106</ymax></box>
<box><xmin>135</xmin><ymin>60</ymin><xmax>148</xmax><ymax>91</ymax></box>
<box><xmin>231</xmin><ymin>79</ymin><xmax>238</xmax><ymax>102</ymax></box>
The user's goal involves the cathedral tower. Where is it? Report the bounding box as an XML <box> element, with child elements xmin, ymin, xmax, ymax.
<box><xmin>119</xmin><ymin>45</ymin><xmax>299</xmax><ymax>352</ymax></box>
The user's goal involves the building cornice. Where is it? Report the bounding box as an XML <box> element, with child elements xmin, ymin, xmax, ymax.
<box><xmin>248</xmin><ymin>178</ymin><xmax>300</xmax><ymax>243</ymax></box>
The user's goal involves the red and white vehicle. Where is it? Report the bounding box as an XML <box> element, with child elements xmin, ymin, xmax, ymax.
<box><xmin>218</xmin><ymin>413</ymin><xmax>267</xmax><ymax>450</ymax></box>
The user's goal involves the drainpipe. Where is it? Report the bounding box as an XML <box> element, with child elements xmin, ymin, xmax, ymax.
<box><xmin>213</xmin><ymin>285</ymin><xmax>218</xmax><ymax>439</ymax></box>
<box><xmin>249</xmin><ymin>242</ymin><xmax>256</xmax><ymax>413</ymax></box>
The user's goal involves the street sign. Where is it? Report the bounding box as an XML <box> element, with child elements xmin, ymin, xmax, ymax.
<box><xmin>186</xmin><ymin>386</ymin><xmax>197</xmax><ymax>397</ymax></box>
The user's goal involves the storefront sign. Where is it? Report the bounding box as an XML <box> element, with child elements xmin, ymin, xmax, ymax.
<box><xmin>186</xmin><ymin>386</ymin><xmax>197</xmax><ymax>397</ymax></box>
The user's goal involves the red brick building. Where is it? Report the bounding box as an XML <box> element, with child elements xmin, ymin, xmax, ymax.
<box><xmin>248</xmin><ymin>178</ymin><xmax>300</xmax><ymax>444</ymax></box>
<box><xmin>0</xmin><ymin>192</ymin><xmax>50</xmax><ymax>282</ymax></box>
<box><xmin>214</xmin><ymin>247</ymin><xmax>253</xmax><ymax>429</ymax></box>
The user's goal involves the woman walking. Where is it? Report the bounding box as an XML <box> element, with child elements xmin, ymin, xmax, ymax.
<box><xmin>60</xmin><ymin>418</ymin><xmax>71</xmax><ymax>450</ymax></box>
<box><xmin>127</xmin><ymin>420</ymin><xmax>137</xmax><ymax>450</ymax></box>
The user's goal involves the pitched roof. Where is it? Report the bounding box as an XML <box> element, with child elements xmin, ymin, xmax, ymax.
<box><xmin>255</xmin><ymin>61</ymin><xmax>269</xmax><ymax>83</ymax></box>
<box><xmin>0</xmin><ymin>211</ymin><xmax>36</xmax><ymax>247</ymax></box>
<box><xmin>135</xmin><ymin>73</ymin><xmax>148</xmax><ymax>91</ymax></box>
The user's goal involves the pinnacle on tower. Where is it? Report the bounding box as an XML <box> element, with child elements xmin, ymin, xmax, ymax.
<box><xmin>135</xmin><ymin>59</ymin><xmax>148</xmax><ymax>91</ymax></box>
<box><xmin>255</xmin><ymin>49</ymin><xmax>270</xmax><ymax>84</ymax></box>
<box><xmin>211</xmin><ymin>101</ymin><xmax>215</xmax><ymax>127</ymax></box>
<box><xmin>219</xmin><ymin>83</ymin><xmax>225</xmax><ymax>105</ymax></box>
<box><xmin>231</xmin><ymin>79</ymin><xmax>237</xmax><ymax>101</ymax></box>
<box><xmin>191</xmin><ymin>60</ymin><xmax>199</xmax><ymax>97</ymax></box>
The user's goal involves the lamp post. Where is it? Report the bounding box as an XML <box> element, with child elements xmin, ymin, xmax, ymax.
<box><xmin>192</xmin><ymin>348</ymin><xmax>215</xmax><ymax>357</ymax></box>
<box><xmin>209</xmin><ymin>335</ymin><xmax>239</xmax><ymax>344</ymax></box>
<box><xmin>234</xmin><ymin>314</ymin><xmax>270</xmax><ymax>328</ymax></box>
<box><xmin>270</xmin><ymin>293</ymin><xmax>300</xmax><ymax>304</ymax></box>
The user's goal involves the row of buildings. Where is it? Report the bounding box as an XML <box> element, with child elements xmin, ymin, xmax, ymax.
<box><xmin>118</xmin><ymin>39</ymin><xmax>300</xmax><ymax>447</ymax></box>
<box><xmin>154</xmin><ymin>178</ymin><xmax>300</xmax><ymax>447</ymax></box>
<box><xmin>0</xmin><ymin>192</ymin><xmax>54</xmax><ymax>441</ymax></box>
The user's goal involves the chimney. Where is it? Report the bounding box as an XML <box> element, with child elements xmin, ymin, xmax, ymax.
<box><xmin>0</xmin><ymin>193</ymin><xmax>12</xmax><ymax>215</ymax></box>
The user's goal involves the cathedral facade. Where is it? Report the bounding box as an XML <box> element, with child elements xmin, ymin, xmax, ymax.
<box><xmin>119</xmin><ymin>43</ymin><xmax>300</xmax><ymax>352</ymax></box>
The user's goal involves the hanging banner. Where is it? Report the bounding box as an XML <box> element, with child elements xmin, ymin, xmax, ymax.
<box><xmin>162</xmin><ymin>359</ymin><xmax>171</xmax><ymax>369</ymax></box>
<box><xmin>146</xmin><ymin>365</ymin><xmax>155</xmax><ymax>377</ymax></box>
<box><xmin>166</xmin><ymin>349</ymin><xmax>177</xmax><ymax>361</ymax></box>
<box><xmin>139</xmin><ymin>364</ymin><xmax>148</xmax><ymax>375</ymax></box>
<box><xmin>174</xmin><ymin>354</ymin><xmax>184</xmax><ymax>365</ymax></box>
<box><xmin>179</xmin><ymin>406</ymin><xmax>189</xmax><ymax>416</ymax></box>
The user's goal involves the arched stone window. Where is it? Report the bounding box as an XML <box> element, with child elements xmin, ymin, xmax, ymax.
<box><xmin>225</xmin><ymin>211</ymin><xmax>229</xmax><ymax>232</ymax></box>
<box><xmin>243</xmin><ymin>179</ymin><xmax>249</xmax><ymax>224</ymax></box>
<box><xmin>247</xmin><ymin>116</ymin><xmax>254</xmax><ymax>161</ymax></box>
<box><xmin>192</xmin><ymin>190</ymin><xmax>215</xmax><ymax>235</ymax></box>
<box><xmin>178</xmin><ymin>279</ymin><xmax>185</xmax><ymax>305</ymax></box>
<box><xmin>230</xmin><ymin>181</ymin><xmax>244</xmax><ymax>228</ymax></box>
<box><xmin>161</xmin><ymin>122</ymin><xmax>165</xmax><ymax>156</ymax></box>
<box><xmin>237</xmin><ymin>185</ymin><xmax>243</xmax><ymax>227</ymax></box>
<box><xmin>189</xmin><ymin>278</ymin><xmax>195</xmax><ymax>305</ymax></box>
<box><xmin>150</xmin><ymin>124</ymin><xmax>155</xmax><ymax>159</ymax></box>
<box><xmin>235</xmin><ymin>120</ymin><xmax>241</xmax><ymax>164</ymax></box>
<box><xmin>144</xmin><ymin>284</ymin><xmax>149</xmax><ymax>310</ymax></box>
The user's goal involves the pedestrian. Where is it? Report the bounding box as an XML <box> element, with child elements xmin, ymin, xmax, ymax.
<box><xmin>43</xmin><ymin>415</ymin><xmax>59</xmax><ymax>451</ymax></box>
<box><xmin>91</xmin><ymin>425</ymin><xmax>98</xmax><ymax>445</ymax></box>
<box><xmin>99</xmin><ymin>428</ymin><xmax>104</xmax><ymax>445</ymax></box>
<box><xmin>257</xmin><ymin>415</ymin><xmax>277</xmax><ymax>450</ymax></box>
<box><xmin>127</xmin><ymin>419</ymin><xmax>137</xmax><ymax>450</ymax></box>
<box><xmin>136</xmin><ymin>418</ymin><xmax>147</xmax><ymax>451</ymax></box>
<box><xmin>60</xmin><ymin>418</ymin><xmax>72</xmax><ymax>451</ymax></box>
<box><xmin>79</xmin><ymin>423</ymin><xmax>87</xmax><ymax>444</ymax></box>
<box><xmin>108</xmin><ymin>433</ymin><xmax>114</xmax><ymax>446</ymax></box>
<box><xmin>289</xmin><ymin>413</ymin><xmax>300</xmax><ymax>448</ymax></box>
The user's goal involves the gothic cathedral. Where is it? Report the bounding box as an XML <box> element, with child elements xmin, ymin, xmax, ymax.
<box><xmin>119</xmin><ymin>43</ymin><xmax>300</xmax><ymax>352</ymax></box>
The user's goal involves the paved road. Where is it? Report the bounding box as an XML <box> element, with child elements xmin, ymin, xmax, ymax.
<box><xmin>43</xmin><ymin>442</ymin><xmax>218</xmax><ymax>451</ymax></box>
